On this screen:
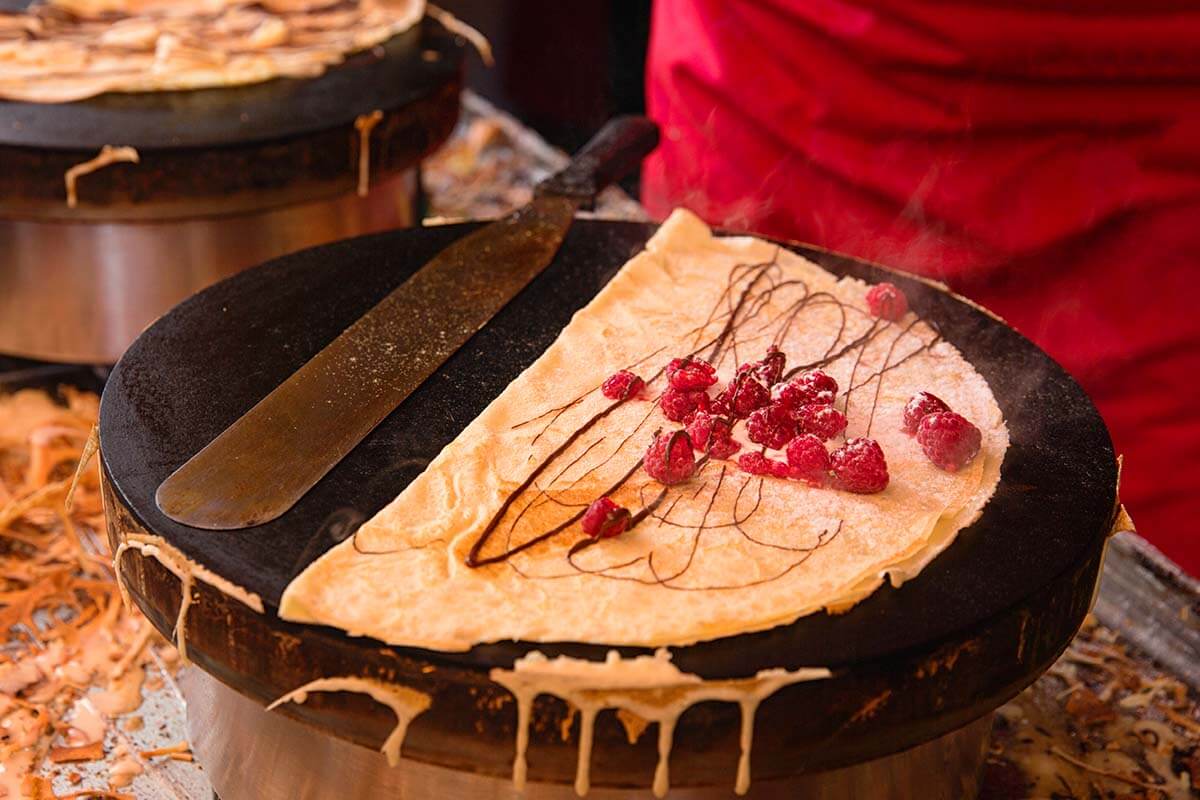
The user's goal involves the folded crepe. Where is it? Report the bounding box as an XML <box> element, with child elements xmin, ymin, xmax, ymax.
<box><xmin>281</xmin><ymin>209</ymin><xmax>1008</xmax><ymax>651</ymax></box>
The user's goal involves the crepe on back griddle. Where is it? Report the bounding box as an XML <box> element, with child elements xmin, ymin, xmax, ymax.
<box><xmin>281</xmin><ymin>209</ymin><xmax>1009</xmax><ymax>652</ymax></box>
<box><xmin>0</xmin><ymin>0</ymin><xmax>424</xmax><ymax>103</ymax></box>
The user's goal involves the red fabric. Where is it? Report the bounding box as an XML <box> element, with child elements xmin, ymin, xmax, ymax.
<box><xmin>645</xmin><ymin>0</ymin><xmax>1200</xmax><ymax>574</ymax></box>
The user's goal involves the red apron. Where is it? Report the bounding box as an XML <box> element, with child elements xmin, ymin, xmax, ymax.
<box><xmin>645</xmin><ymin>0</ymin><xmax>1200</xmax><ymax>573</ymax></box>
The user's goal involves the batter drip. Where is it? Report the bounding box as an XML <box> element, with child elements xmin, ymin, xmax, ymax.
<box><xmin>268</xmin><ymin>676</ymin><xmax>432</xmax><ymax>767</ymax></box>
<box><xmin>490</xmin><ymin>649</ymin><xmax>829</xmax><ymax>797</ymax></box>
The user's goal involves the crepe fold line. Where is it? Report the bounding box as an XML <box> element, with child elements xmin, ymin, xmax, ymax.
<box><xmin>280</xmin><ymin>209</ymin><xmax>1009</xmax><ymax>651</ymax></box>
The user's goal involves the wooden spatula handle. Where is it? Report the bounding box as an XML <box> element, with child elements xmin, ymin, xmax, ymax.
<box><xmin>537</xmin><ymin>115</ymin><xmax>660</xmax><ymax>201</ymax></box>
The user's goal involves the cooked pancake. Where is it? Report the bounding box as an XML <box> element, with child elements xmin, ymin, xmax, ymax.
<box><xmin>0</xmin><ymin>0</ymin><xmax>423</xmax><ymax>102</ymax></box>
<box><xmin>281</xmin><ymin>209</ymin><xmax>1009</xmax><ymax>651</ymax></box>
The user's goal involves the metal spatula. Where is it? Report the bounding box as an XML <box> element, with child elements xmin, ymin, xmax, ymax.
<box><xmin>156</xmin><ymin>116</ymin><xmax>659</xmax><ymax>530</ymax></box>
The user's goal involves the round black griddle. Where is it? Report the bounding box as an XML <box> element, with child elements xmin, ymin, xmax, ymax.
<box><xmin>99</xmin><ymin>219</ymin><xmax>1119</xmax><ymax>785</ymax></box>
<box><xmin>0</xmin><ymin>16</ymin><xmax>464</xmax><ymax>220</ymax></box>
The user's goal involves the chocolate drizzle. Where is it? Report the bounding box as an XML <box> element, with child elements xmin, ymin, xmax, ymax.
<box><xmin>458</xmin><ymin>250</ymin><xmax>941</xmax><ymax>592</ymax></box>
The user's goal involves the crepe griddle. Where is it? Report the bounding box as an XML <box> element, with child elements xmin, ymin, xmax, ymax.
<box><xmin>99</xmin><ymin>220</ymin><xmax>1118</xmax><ymax>787</ymax></box>
<box><xmin>0</xmin><ymin>16</ymin><xmax>463</xmax><ymax>220</ymax></box>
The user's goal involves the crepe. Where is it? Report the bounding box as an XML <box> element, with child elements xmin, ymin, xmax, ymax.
<box><xmin>281</xmin><ymin>209</ymin><xmax>1009</xmax><ymax>651</ymax></box>
<box><xmin>0</xmin><ymin>0</ymin><xmax>424</xmax><ymax>102</ymax></box>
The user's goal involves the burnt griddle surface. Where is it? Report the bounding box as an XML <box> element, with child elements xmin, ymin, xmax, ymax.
<box><xmin>100</xmin><ymin>220</ymin><xmax>1117</xmax><ymax>678</ymax></box>
<box><xmin>0</xmin><ymin>16</ymin><xmax>461</xmax><ymax>150</ymax></box>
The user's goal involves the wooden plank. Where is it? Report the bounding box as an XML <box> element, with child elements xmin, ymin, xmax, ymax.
<box><xmin>1094</xmin><ymin>531</ymin><xmax>1200</xmax><ymax>686</ymax></box>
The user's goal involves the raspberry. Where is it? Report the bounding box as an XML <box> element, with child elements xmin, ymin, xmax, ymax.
<box><xmin>665</xmin><ymin>357</ymin><xmax>718</xmax><ymax>391</ymax></box>
<box><xmin>738</xmin><ymin>451</ymin><xmax>792</xmax><ymax>479</ymax></box>
<box><xmin>738</xmin><ymin>345</ymin><xmax>787</xmax><ymax>387</ymax></box>
<box><xmin>660</xmin><ymin>387</ymin><xmax>709</xmax><ymax>423</ymax></box>
<box><xmin>601</xmin><ymin>370</ymin><xmax>645</xmax><ymax>401</ymax></box>
<box><xmin>714</xmin><ymin>373</ymin><xmax>770</xmax><ymax>419</ymax></box>
<box><xmin>746</xmin><ymin>403</ymin><xmax>796</xmax><ymax>450</ymax></box>
<box><xmin>902</xmin><ymin>391</ymin><xmax>951</xmax><ymax>434</ymax></box>
<box><xmin>775</xmin><ymin>369</ymin><xmax>838</xmax><ymax>409</ymax></box>
<box><xmin>866</xmin><ymin>282</ymin><xmax>908</xmax><ymax>321</ymax></box>
<box><xmin>793</xmin><ymin>403</ymin><xmax>847</xmax><ymax>441</ymax></box>
<box><xmin>916</xmin><ymin>412</ymin><xmax>981</xmax><ymax>471</ymax></box>
<box><xmin>785</xmin><ymin>434</ymin><xmax>831</xmax><ymax>486</ymax></box>
<box><xmin>686</xmin><ymin>412</ymin><xmax>742</xmax><ymax>460</ymax></box>
<box><xmin>581</xmin><ymin>497</ymin><xmax>631</xmax><ymax>539</ymax></box>
<box><xmin>644</xmin><ymin>430</ymin><xmax>697</xmax><ymax>484</ymax></box>
<box><xmin>830</xmin><ymin>437</ymin><xmax>889</xmax><ymax>493</ymax></box>
<box><xmin>707</xmin><ymin>395</ymin><xmax>729</xmax><ymax>418</ymax></box>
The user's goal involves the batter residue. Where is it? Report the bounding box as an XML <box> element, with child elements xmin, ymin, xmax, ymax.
<box><xmin>490</xmin><ymin>649</ymin><xmax>829</xmax><ymax>797</ymax></box>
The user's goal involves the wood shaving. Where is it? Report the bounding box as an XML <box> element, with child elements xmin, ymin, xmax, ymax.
<box><xmin>0</xmin><ymin>388</ymin><xmax>172</xmax><ymax>798</ymax></box>
<box><xmin>1049</xmin><ymin>746</ymin><xmax>1167</xmax><ymax>792</ymax></box>
<box><xmin>20</xmin><ymin>775</ymin><xmax>56</xmax><ymax>799</ymax></box>
<box><xmin>47</xmin><ymin>741</ymin><xmax>103</xmax><ymax>763</ymax></box>
<box><xmin>136</xmin><ymin>741</ymin><xmax>190</xmax><ymax>759</ymax></box>
<box><xmin>64</xmin><ymin>426</ymin><xmax>98</xmax><ymax>514</ymax></box>
<box><xmin>987</xmin><ymin>617</ymin><xmax>1199</xmax><ymax>799</ymax></box>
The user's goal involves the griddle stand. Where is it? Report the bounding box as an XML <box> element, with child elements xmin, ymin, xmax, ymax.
<box><xmin>0</xmin><ymin>172</ymin><xmax>420</xmax><ymax>364</ymax></box>
<box><xmin>97</xmin><ymin>218</ymin><xmax>1116</xmax><ymax>798</ymax></box>
<box><xmin>181</xmin><ymin>667</ymin><xmax>993</xmax><ymax>800</ymax></box>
